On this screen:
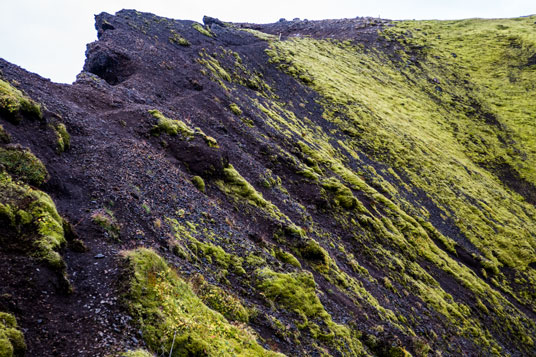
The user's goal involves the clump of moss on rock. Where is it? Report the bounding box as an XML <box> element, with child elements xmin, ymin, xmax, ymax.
<box><xmin>122</xmin><ymin>248</ymin><xmax>283</xmax><ymax>357</ymax></box>
<box><xmin>169</xmin><ymin>29</ymin><xmax>190</xmax><ymax>46</ymax></box>
<box><xmin>190</xmin><ymin>274</ymin><xmax>251</xmax><ymax>323</ymax></box>
<box><xmin>91</xmin><ymin>208</ymin><xmax>120</xmax><ymax>240</ymax></box>
<box><xmin>0</xmin><ymin>312</ymin><xmax>26</xmax><ymax>357</ymax></box>
<box><xmin>0</xmin><ymin>125</ymin><xmax>11</xmax><ymax>143</ymax></box>
<box><xmin>0</xmin><ymin>79</ymin><xmax>42</xmax><ymax>122</ymax></box>
<box><xmin>256</xmin><ymin>267</ymin><xmax>364</xmax><ymax>354</ymax></box>
<box><xmin>191</xmin><ymin>175</ymin><xmax>205</xmax><ymax>193</ymax></box>
<box><xmin>192</xmin><ymin>23</ymin><xmax>213</xmax><ymax>37</ymax></box>
<box><xmin>53</xmin><ymin>123</ymin><xmax>70</xmax><ymax>152</ymax></box>
<box><xmin>215</xmin><ymin>164</ymin><xmax>284</xmax><ymax>220</ymax></box>
<box><xmin>0</xmin><ymin>146</ymin><xmax>48</xmax><ymax>186</ymax></box>
<box><xmin>0</xmin><ymin>172</ymin><xmax>66</xmax><ymax>269</ymax></box>
<box><xmin>321</xmin><ymin>177</ymin><xmax>358</xmax><ymax>210</ymax></box>
<box><xmin>121</xmin><ymin>349</ymin><xmax>154</xmax><ymax>357</ymax></box>
<box><xmin>229</xmin><ymin>103</ymin><xmax>242</xmax><ymax>116</ymax></box>
<box><xmin>149</xmin><ymin>109</ymin><xmax>194</xmax><ymax>137</ymax></box>
<box><xmin>149</xmin><ymin>110</ymin><xmax>218</xmax><ymax>148</ymax></box>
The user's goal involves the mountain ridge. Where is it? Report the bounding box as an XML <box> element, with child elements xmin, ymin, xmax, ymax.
<box><xmin>0</xmin><ymin>9</ymin><xmax>535</xmax><ymax>356</ymax></box>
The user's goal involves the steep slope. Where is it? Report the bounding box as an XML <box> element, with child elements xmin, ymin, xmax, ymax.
<box><xmin>0</xmin><ymin>10</ymin><xmax>535</xmax><ymax>356</ymax></box>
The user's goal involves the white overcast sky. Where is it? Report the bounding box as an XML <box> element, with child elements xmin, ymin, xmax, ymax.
<box><xmin>0</xmin><ymin>1</ymin><xmax>534</xmax><ymax>83</ymax></box>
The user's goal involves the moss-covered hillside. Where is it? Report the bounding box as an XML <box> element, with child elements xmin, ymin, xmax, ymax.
<box><xmin>0</xmin><ymin>10</ymin><xmax>535</xmax><ymax>357</ymax></box>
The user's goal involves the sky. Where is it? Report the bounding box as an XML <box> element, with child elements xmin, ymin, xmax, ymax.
<box><xmin>0</xmin><ymin>1</ymin><xmax>534</xmax><ymax>83</ymax></box>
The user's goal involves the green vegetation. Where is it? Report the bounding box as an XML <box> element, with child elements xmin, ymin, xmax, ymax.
<box><xmin>168</xmin><ymin>218</ymin><xmax>246</xmax><ymax>275</ymax></box>
<box><xmin>257</xmin><ymin>268</ymin><xmax>364</xmax><ymax>354</ymax></box>
<box><xmin>191</xmin><ymin>175</ymin><xmax>205</xmax><ymax>192</ymax></box>
<box><xmin>121</xmin><ymin>350</ymin><xmax>154</xmax><ymax>357</ymax></box>
<box><xmin>215</xmin><ymin>164</ymin><xmax>285</xmax><ymax>220</ymax></box>
<box><xmin>149</xmin><ymin>109</ymin><xmax>218</xmax><ymax>147</ymax></box>
<box><xmin>0</xmin><ymin>146</ymin><xmax>48</xmax><ymax>186</ymax></box>
<box><xmin>122</xmin><ymin>248</ymin><xmax>283</xmax><ymax>356</ymax></box>
<box><xmin>0</xmin><ymin>79</ymin><xmax>42</xmax><ymax>122</ymax></box>
<box><xmin>274</xmin><ymin>248</ymin><xmax>301</xmax><ymax>268</ymax></box>
<box><xmin>192</xmin><ymin>23</ymin><xmax>213</xmax><ymax>37</ymax></box>
<box><xmin>229</xmin><ymin>103</ymin><xmax>243</xmax><ymax>116</ymax></box>
<box><xmin>321</xmin><ymin>177</ymin><xmax>358</xmax><ymax>210</ymax></box>
<box><xmin>197</xmin><ymin>48</ymin><xmax>272</xmax><ymax>95</ymax></box>
<box><xmin>190</xmin><ymin>274</ymin><xmax>251</xmax><ymax>323</ymax></box>
<box><xmin>0</xmin><ymin>312</ymin><xmax>26</xmax><ymax>357</ymax></box>
<box><xmin>0</xmin><ymin>172</ymin><xmax>65</xmax><ymax>269</ymax></box>
<box><xmin>149</xmin><ymin>109</ymin><xmax>194</xmax><ymax>137</ymax></box>
<box><xmin>0</xmin><ymin>125</ymin><xmax>11</xmax><ymax>143</ymax></box>
<box><xmin>53</xmin><ymin>123</ymin><xmax>70</xmax><ymax>152</ymax></box>
<box><xmin>169</xmin><ymin>29</ymin><xmax>190</xmax><ymax>46</ymax></box>
<box><xmin>91</xmin><ymin>208</ymin><xmax>120</xmax><ymax>240</ymax></box>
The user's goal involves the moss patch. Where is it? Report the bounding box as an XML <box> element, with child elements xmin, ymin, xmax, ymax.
<box><xmin>0</xmin><ymin>172</ymin><xmax>65</xmax><ymax>269</ymax></box>
<box><xmin>91</xmin><ymin>208</ymin><xmax>120</xmax><ymax>240</ymax></box>
<box><xmin>122</xmin><ymin>248</ymin><xmax>283</xmax><ymax>356</ymax></box>
<box><xmin>121</xmin><ymin>350</ymin><xmax>154</xmax><ymax>357</ymax></box>
<box><xmin>149</xmin><ymin>109</ymin><xmax>194</xmax><ymax>137</ymax></box>
<box><xmin>149</xmin><ymin>110</ymin><xmax>218</xmax><ymax>148</ymax></box>
<box><xmin>0</xmin><ymin>146</ymin><xmax>48</xmax><ymax>186</ymax></box>
<box><xmin>191</xmin><ymin>175</ymin><xmax>205</xmax><ymax>193</ymax></box>
<box><xmin>192</xmin><ymin>23</ymin><xmax>213</xmax><ymax>37</ymax></box>
<box><xmin>53</xmin><ymin>123</ymin><xmax>70</xmax><ymax>152</ymax></box>
<box><xmin>0</xmin><ymin>312</ymin><xmax>26</xmax><ymax>357</ymax></box>
<box><xmin>0</xmin><ymin>79</ymin><xmax>42</xmax><ymax>122</ymax></box>
<box><xmin>257</xmin><ymin>268</ymin><xmax>364</xmax><ymax>354</ymax></box>
<box><xmin>190</xmin><ymin>274</ymin><xmax>251</xmax><ymax>323</ymax></box>
<box><xmin>169</xmin><ymin>29</ymin><xmax>190</xmax><ymax>46</ymax></box>
<box><xmin>215</xmin><ymin>164</ymin><xmax>285</xmax><ymax>220</ymax></box>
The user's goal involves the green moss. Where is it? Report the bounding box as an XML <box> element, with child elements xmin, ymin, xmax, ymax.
<box><xmin>257</xmin><ymin>267</ymin><xmax>328</xmax><ymax>319</ymax></box>
<box><xmin>192</xmin><ymin>23</ymin><xmax>214</xmax><ymax>37</ymax></box>
<box><xmin>169</xmin><ymin>30</ymin><xmax>190</xmax><ymax>46</ymax></box>
<box><xmin>321</xmin><ymin>177</ymin><xmax>358</xmax><ymax>210</ymax></box>
<box><xmin>215</xmin><ymin>164</ymin><xmax>285</xmax><ymax>220</ymax></box>
<box><xmin>257</xmin><ymin>268</ymin><xmax>364</xmax><ymax>354</ymax></box>
<box><xmin>91</xmin><ymin>208</ymin><xmax>120</xmax><ymax>240</ymax></box>
<box><xmin>0</xmin><ymin>125</ymin><xmax>11</xmax><ymax>143</ymax></box>
<box><xmin>149</xmin><ymin>109</ymin><xmax>194</xmax><ymax>137</ymax></box>
<box><xmin>121</xmin><ymin>349</ymin><xmax>154</xmax><ymax>357</ymax></box>
<box><xmin>53</xmin><ymin>123</ymin><xmax>70</xmax><ymax>152</ymax></box>
<box><xmin>149</xmin><ymin>110</ymin><xmax>218</xmax><ymax>148</ymax></box>
<box><xmin>274</xmin><ymin>248</ymin><xmax>301</xmax><ymax>268</ymax></box>
<box><xmin>229</xmin><ymin>103</ymin><xmax>243</xmax><ymax>116</ymax></box>
<box><xmin>190</xmin><ymin>274</ymin><xmax>251</xmax><ymax>323</ymax></box>
<box><xmin>191</xmin><ymin>175</ymin><xmax>205</xmax><ymax>193</ymax></box>
<box><xmin>299</xmin><ymin>239</ymin><xmax>330</xmax><ymax>267</ymax></box>
<box><xmin>0</xmin><ymin>146</ymin><xmax>48</xmax><ymax>186</ymax></box>
<box><xmin>168</xmin><ymin>218</ymin><xmax>245</xmax><ymax>275</ymax></box>
<box><xmin>122</xmin><ymin>248</ymin><xmax>283</xmax><ymax>356</ymax></box>
<box><xmin>0</xmin><ymin>172</ymin><xmax>65</xmax><ymax>269</ymax></box>
<box><xmin>0</xmin><ymin>312</ymin><xmax>26</xmax><ymax>357</ymax></box>
<box><xmin>0</xmin><ymin>79</ymin><xmax>42</xmax><ymax>122</ymax></box>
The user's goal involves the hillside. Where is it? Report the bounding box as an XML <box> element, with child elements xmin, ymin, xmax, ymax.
<box><xmin>0</xmin><ymin>10</ymin><xmax>535</xmax><ymax>356</ymax></box>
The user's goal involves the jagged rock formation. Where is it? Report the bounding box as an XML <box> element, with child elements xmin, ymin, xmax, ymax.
<box><xmin>0</xmin><ymin>9</ymin><xmax>536</xmax><ymax>356</ymax></box>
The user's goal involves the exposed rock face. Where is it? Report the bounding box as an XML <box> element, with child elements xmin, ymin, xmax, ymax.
<box><xmin>1</xmin><ymin>9</ymin><xmax>536</xmax><ymax>357</ymax></box>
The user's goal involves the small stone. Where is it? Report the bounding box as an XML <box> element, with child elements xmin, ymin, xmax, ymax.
<box><xmin>94</xmin><ymin>253</ymin><xmax>105</xmax><ymax>259</ymax></box>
